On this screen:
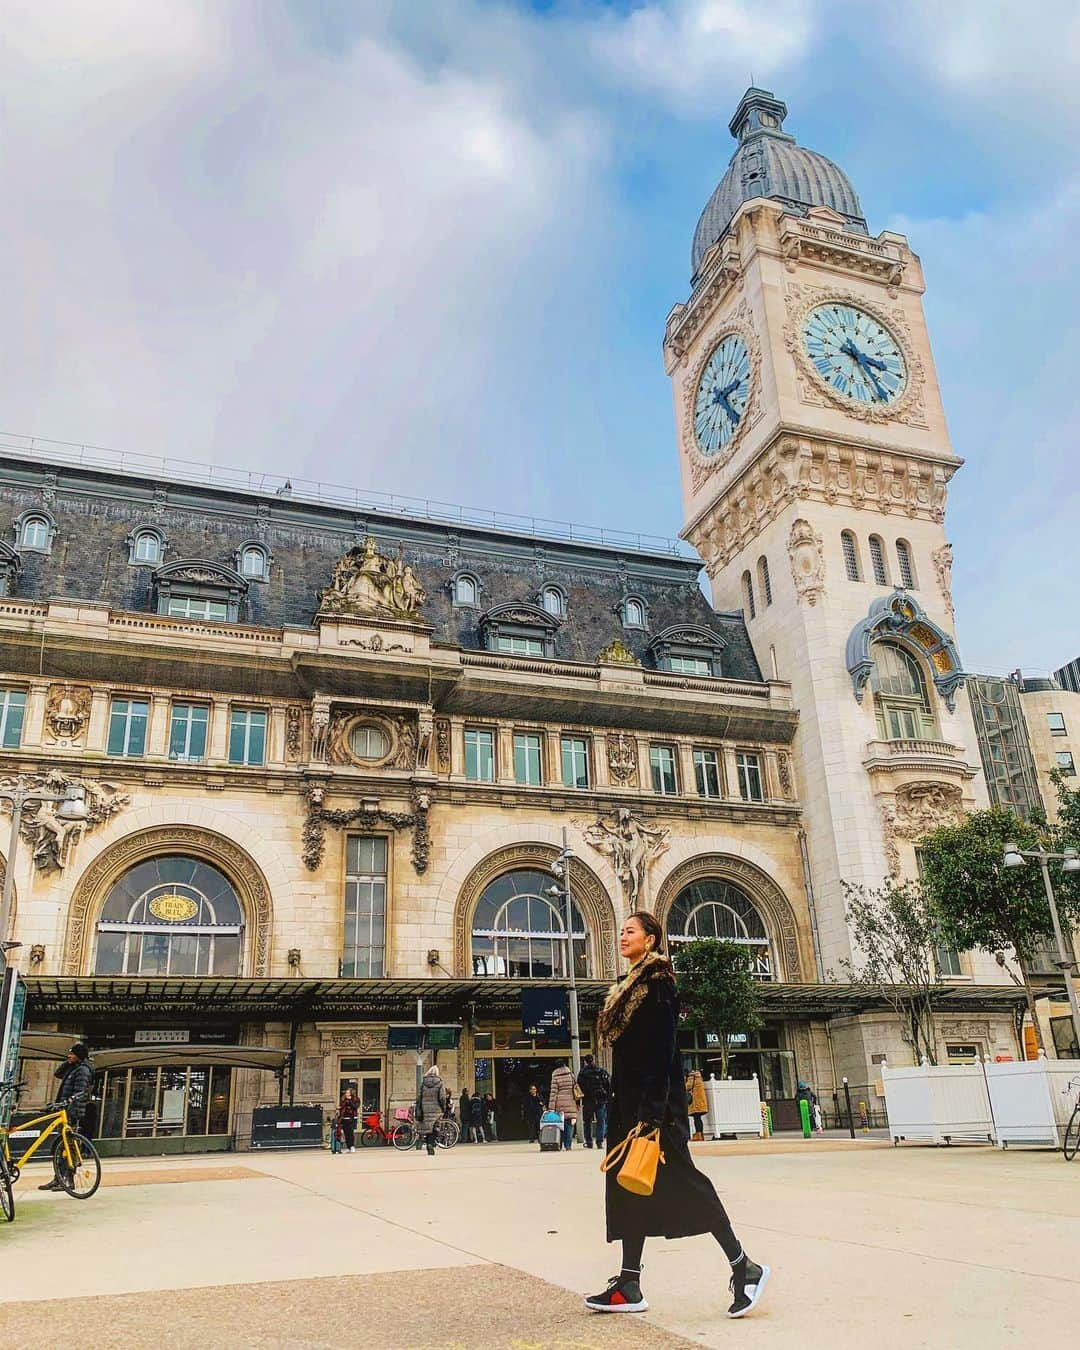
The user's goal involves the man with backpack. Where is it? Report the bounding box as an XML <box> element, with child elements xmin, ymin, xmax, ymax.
<box><xmin>576</xmin><ymin>1053</ymin><xmax>610</xmax><ymax>1151</ymax></box>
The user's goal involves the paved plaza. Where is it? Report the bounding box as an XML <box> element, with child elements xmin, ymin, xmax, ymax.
<box><xmin>1</xmin><ymin>1138</ymin><xmax>1078</xmax><ymax>1348</ymax></box>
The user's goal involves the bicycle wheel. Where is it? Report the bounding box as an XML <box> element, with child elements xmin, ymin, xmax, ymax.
<box><xmin>54</xmin><ymin>1133</ymin><xmax>101</xmax><ymax>1200</ymax></box>
<box><xmin>0</xmin><ymin>1155</ymin><xmax>14</xmax><ymax>1222</ymax></box>
<box><xmin>391</xmin><ymin>1123</ymin><xmax>416</xmax><ymax>1151</ymax></box>
<box><xmin>1064</xmin><ymin>1104</ymin><xmax>1080</xmax><ymax>1162</ymax></box>
<box><xmin>359</xmin><ymin>1127</ymin><xmax>383</xmax><ymax>1148</ymax></box>
<box><xmin>435</xmin><ymin>1119</ymin><xmax>459</xmax><ymax>1150</ymax></box>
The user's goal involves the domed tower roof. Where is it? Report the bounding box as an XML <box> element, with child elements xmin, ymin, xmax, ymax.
<box><xmin>691</xmin><ymin>88</ymin><xmax>867</xmax><ymax>282</ymax></box>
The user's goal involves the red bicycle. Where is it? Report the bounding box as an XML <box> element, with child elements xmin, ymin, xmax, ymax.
<box><xmin>360</xmin><ymin>1110</ymin><xmax>416</xmax><ymax>1150</ymax></box>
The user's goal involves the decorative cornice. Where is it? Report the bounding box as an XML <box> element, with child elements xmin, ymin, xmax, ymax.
<box><xmin>664</xmin><ymin>233</ymin><xmax>742</xmax><ymax>370</ymax></box>
<box><xmin>685</xmin><ymin>431</ymin><xmax>956</xmax><ymax>575</ymax></box>
<box><xmin>778</xmin><ymin>217</ymin><xmax>906</xmax><ymax>291</ymax></box>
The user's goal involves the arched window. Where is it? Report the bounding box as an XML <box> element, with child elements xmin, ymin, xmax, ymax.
<box><xmin>756</xmin><ymin>556</ymin><xmax>772</xmax><ymax>607</ymax></box>
<box><xmin>452</xmin><ymin>573</ymin><xmax>479</xmax><ymax>608</ymax></box>
<box><xmin>129</xmin><ymin>529</ymin><xmax>164</xmax><ymax>565</ymax></box>
<box><xmin>666</xmin><ymin>879</ymin><xmax>773</xmax><ymax>980</ymax></box>
<box><xmin>540</xmin><ymin>586</ymin><xmax>565</xmax><ymax>619</ymax></box>
<box><xmin>841</xmin><ymin>531</ymin><xmax>861</xmax><ymax>582</ymax></box>
<box><xmin>621</xmin><ymin>595</ymin><xmax>647</xmax><ymax>629</ymax></box>
<box><xmin>238</xmin><ymin>544</ymin><xmax>270</xmax><ymax>581</ymax></box>
<box><xmin>17</xmin><ymin>513</ymin><xmax>53</xmax><ymax>553</ymax></box>
<box><xmin>869</xmin><ymin>641</ymin><xmax>935</xmax><ymax>740</ymax></box>
<box><xmin>93</xmin><ymin>855</ymin><xmax>244</xmax><ymax>976</ymax></box>
<box><xmin>742</xmin><ymin>570</ymin><xmax>756</xmax><ymax>620</ymax></box>
<box><xmin>471</xmin><ymin>868</ymin><xmax>589</xmax><ymax>979</ymax></box>
<box><xmin>868</xmin><ymin>535</ymin><xmax>888</xmax><ymax>586</ymax></box>
<box><xmin>896</xmin><ymin>539</ymin><xmax>916</xmax><ymax>589</ymax></box>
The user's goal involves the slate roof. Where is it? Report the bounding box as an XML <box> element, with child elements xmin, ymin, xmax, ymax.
<box><xmin>0</xmin><ymin>455</ymin><xmax>764</xmax><ymax>683</ymax></box>
<box><xmin>692</xmin><ymin>87</ymin><xmax>867</xmax><ymax>281</ymax></box>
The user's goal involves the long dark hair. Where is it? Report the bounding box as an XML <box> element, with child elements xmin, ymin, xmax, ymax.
<box><xmin>626</xmin><ymin>909</ymin><xmax>664</xmax><ymax>955</ymax></box>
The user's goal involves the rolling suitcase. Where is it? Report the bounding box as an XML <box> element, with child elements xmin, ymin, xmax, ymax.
<box><xmin>539</xmin><ymin>1110</ymin><xmax>563</xmax><ymax>1152</ymax></box>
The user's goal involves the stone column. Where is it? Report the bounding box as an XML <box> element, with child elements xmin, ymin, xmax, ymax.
<box><xmin>677</xmin><ymin>743</ymin><xmax>696</xmax><ymax>798</ymax></box>
<box><xmin>86</xmin><ymin>688</ymin><xmax>110</xmax><ymax>755</ymax></box>
<box><xmin>592</xmin><ymin>734</ymin><xmax>610</xmax><ymax>789</ymax></box>
<box><xmin>763</xmin><ymin>750</ymin><xmax>782</xmax><ymax>803</ymax></box>
<box><xmin>268</xmin><ymin>706</ymin><xmax>287</xmax><ymax>768</ymax></box>
<box><xmin>147</xmin><ymin>693</ymin><xmax>171</xmax><ymax>758</ymax></box>
<box><xmin>450</xmin><ymin>719</ymin><xmax>465</xmax><ymax>778</ymax></box>
<box><xmin>497</xmin><ymin>725</ymin><xmax>515</xmax><ymax>784</ymax></box>
<box><xmin>209</xmin><ymin>697</ymin><xmax>231</xmax><ymax>763</ymax></box>
<box><xmin>21</xmin><ymin>680</ymin><xmax>49</xmax><ymax>749</ymax></box>
<box><xmin>722</xmin><ymin>746</ymin><xmax>741</xmax><ymax>801</ymax></box>
<box><xmin>637</xmin><ymin>739</ymin><xmax>653</xmax><ymax>793</ymax></box>
<box><xmin>544</xmin><ymin>729</ymin><xmax>561</xmax><ymax>787</ymax></box>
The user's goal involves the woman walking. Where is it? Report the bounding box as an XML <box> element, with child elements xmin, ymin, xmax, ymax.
<box><xmin>685</xmin><ymin>1065</ymin><xmax>708</xmax><ymax>1142</ymax></box>
<box><xmin>585</xmin><ymin>912</ymin><xmax>770</xmax><ymax>1320</ymax></box>
<box><xmin>337</xmin><ymin>1087</ymin><xmax>359</xmax><ymax>1153</ymax></box>
<box><xmin>547</xmin><ymin>1060</ymin><xmax>579</xmax><ymax>1151</ymax></box>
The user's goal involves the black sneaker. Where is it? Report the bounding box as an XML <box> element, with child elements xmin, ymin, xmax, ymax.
<box><xmin>728</xmin><ymin>1258</ymin><xmax>770</xmax><ymax>1318</ymax></box>
<box><xmin>38</xmin><ymin>1179</ymin><xmax>63</xmax><ymax>1192</ymax></box>
<box><xmin>584</xmin><ymin>1275</ymin><xmax>648</xmax><ymax>1314</ymax></box>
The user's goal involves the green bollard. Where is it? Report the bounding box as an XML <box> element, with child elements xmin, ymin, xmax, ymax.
<box><xmin>799</xmin><ymin>1098</ymin><xmax>812</xmax><ymax>1138</ymax></box>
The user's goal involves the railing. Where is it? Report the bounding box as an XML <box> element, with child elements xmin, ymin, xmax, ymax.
<box><xmin>0</xmin><ymin>431</ymin><xmax>694</xmax><ymax>560</ymax></box>
<box><xmin>643</xmin><ymin>671</ymin><xmax>772</xmax><ymax>699</ymax></box>
<box><xmin>867</xmin><ymin>737</ymin><xmax>962</xmax><ymax>758</ymax></box>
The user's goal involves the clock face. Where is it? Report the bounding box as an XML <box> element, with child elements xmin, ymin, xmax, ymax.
<box><xmin>802</xmin><ymin>304</ymin><xmax>906</xmax><ymax>407</ymax></box>
<box><xmin>693</xmin><ymin>333</ymin><xmax>751</xmax><ymax>457</ymax></box>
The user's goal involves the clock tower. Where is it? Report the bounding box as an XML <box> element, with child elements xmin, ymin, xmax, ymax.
<box><xmin>665</xmin><ymin>89</ymin><xmax>990</xmax><ymax>1001</ymax></box>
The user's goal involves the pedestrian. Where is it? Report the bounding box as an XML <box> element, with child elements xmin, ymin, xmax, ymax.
<box><xmin>577</xmin><ymin>1054</ymin><xmax>611</xmax><ymax>1150</ymax></box>
<box><xmin>459</xmin><ymin>1087</ymin><xmax>471</xmax><ymax>1135</ymax></box>
<box><xmin>796</xmin><ymin>1080</ymin><xmax>819</xmax><ymax>1132</ymax></box>
<box><xmin>584</xmin><ymin>912</ymin><xmax>770</xmax><ymax>1319</ymax></box>
<box><xmin>415</xmin><ymin>1063</ymin><xmax>447</xmax><ymax>1156</ymax></box>
<box><xmin>685</xmin><ymin>1064</ymin><xmax>708</xmax><ymax>1141</ymax></box>
<box><xmin>337</xmin><ymin>1087</ymin><xmax>359</xmax><ymax>1153</ymax></box>
<box><xmin>39</xmin><ymin>1042</ymin><xmax>94</xmax><ymax>1192</ymax></box>
<box><xmin>468</xmin><ymin>1090</ymin><xmax>486</xmax><ymax>1143</ymax></box>
<box><xmin>547</xmin><ymin>1060</ymin><xmax>579</xmax><ymax>1151</ymax></box>
<box><xmin>482</xmin><ymin>1093</ymin><xmax>498</xmax><ymax>1142</ymax></box>
<box><xmin>329</xmin><ymin>1109</ymin><xmax>343</xmax><ymax>1154</ymax></box>
<box><xmin>523</xmin><ymin>1083</ymin><xmax>545</xmax><ymax>1143</ymax></box>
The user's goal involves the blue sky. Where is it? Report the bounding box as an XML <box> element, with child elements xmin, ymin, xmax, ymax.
<box><xmin>1</xmin><ymin>1</ymin><xmax>1077</xmax><ymax>673</ymax></box>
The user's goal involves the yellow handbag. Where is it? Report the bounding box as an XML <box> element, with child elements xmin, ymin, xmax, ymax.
<box><xmin>600</xmin><ymin>1124</ymin><xmax>665</xmax><ymax>1197</ymax></box>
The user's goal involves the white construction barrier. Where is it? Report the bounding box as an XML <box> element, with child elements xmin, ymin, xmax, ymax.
<box><xmin>704</xmin><ymin>1073</ymin><xmax>764</xmax><ymax>1139</ymax></box>
<box><xmin>986</xmin><ymin>1056</ymin><xmax>1080</xmax><ymax>1148</ymax></box>
<box><xmin>882</xmin><ymin>1062</ymin><xmax>994</xmax><ymax>1145</ymax></box>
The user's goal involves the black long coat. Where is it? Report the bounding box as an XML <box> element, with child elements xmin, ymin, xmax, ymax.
<box><xmin>605</xmin><ymin>970</ymin><xmax>729</xmax><ymax>1242</ymax></box>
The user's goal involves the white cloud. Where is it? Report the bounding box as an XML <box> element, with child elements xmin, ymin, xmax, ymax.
<box><xmin>588</xmin><ymin>0</ymin><xmax>816</xmax><ymax>112</ymax></box>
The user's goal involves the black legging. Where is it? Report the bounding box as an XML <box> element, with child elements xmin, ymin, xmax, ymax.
<box><xmin>341</xmin><ymin>1118</ymin><xmax>356</xmax><ymax>1149</ymax></box>
<box><xmin>692</xmin><ymin>1112</ymin><xmax>706</xmax><ymax>1135</ymax></box>
<box><xmin>620</xmin><ymin>1208</ymin><xmax>742</xmax><ymax>1277</ymax></box>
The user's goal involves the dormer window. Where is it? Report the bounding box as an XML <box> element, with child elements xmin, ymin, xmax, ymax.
<box><xmin>649</xmin><ymin>625</ymin><xmax>727</xmax><ymax>678</ymax></box>
<box><xmin>128</xmin><ymin>527</ymin><xmax>165</xmax><ymax>566</ymax></box>
<box><xmin>620</xmin><ymin>595</ymin><xmax>648</xmax><ymax>630</ymax></box>
<box><xmin>15</xmin><ymin>511</ymin><xmax>55</xmax><ymax>554</ymax></box>
<box><xmin>153</xmin><ymin>560</ymin><xmax>248</xmax><ymax>624</ymax></box>
<box><xmin>479</xmin><ymin>602</ymin><xmax>559</xmax><ymax>659</ymax></box>
<box><xmin>237</xmin><ymin>542</ymin><xmax>271</xmax><ymax>582</ymax></box>
<box><xmin>452</xmin><ymin>572</ymin><xmax>480</xmax><ymax>608</ymax></box>
<box><xmin>0</xmin><ymin>541</ymin><xmax>22</xmax><ymax>597</ymax></box>
<box><xmin>540</xmin><ymin>586</ymin><xmax>566</xmax><ymax>619</ymax></box>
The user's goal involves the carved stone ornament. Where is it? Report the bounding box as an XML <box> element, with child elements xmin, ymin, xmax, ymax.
<box><xmin>597</xmin><ymin>638</ymin><xmax>640</xmax><ymax>667</ymax></box>
<box><xmin>325</xmin><ymin>708</ymin><xmax>419</xmax><ymax>771</ymax></box>
<box><xmin>783</xmin><ymin>282</ymin><xmax>927</xmax><ymax>427</ymax></box>
<box><xmin>302</xmin><ymin>781</ymin><xmax>430</xmax><ymax>874</ymax></box>
<box><xmin>892</xmin><ymin>781</ymin><xmax>964</xmax><ymax>840</ymax></box>
<box><xmin>318</xmin><ymin>537</ymin><xmax>426</xmax><ymax>620</ymax></box>
<box><xmin>0</xmin><ymin>770</ymin><xmax>130</xmax><ymax>873</ymax></box>
<box><xmin>879</xmin><ymin>802</ymin><xmax>902</xmax><ymax>878</ymax></box>
<box><xmin>339</xmin><ymin>632</ymin><xmax>409</xmax><ymax>653</ymax></box>
<box><xmin>45</xmin><ymin>683</ymin><xmax>91</xmax><ymax>745</ymax></box>
<box><xmin>285</xmin><ymin>706</ymin><xmax>303</xmax><ymax>760</ymax></box>
<box><xmin>577</xmin><ymin>807</ymin><xmax>670</xmax><ymax>907</ymax></box>
<box><xmin>435</xmin><ymin>718</ymin><xmax>451</xmax><ymax>773</ymax></box>
<box><xmin>777</xmin><ymin>752</ymin><xmax>794</xmax><ymax>801</ymax></box>
<box><xmin>679</xmin><ymin>302</ymin><xmax>762</xmax><ymax>492</ymax></box>
<box><xmin>310</xmin><ymin>700</ymin><xmax>331</xmax><ymax>762</ymax></box>
<box><xmin>606</xmin><ymin>733</ymin><xmax>639</xmax><ymax>787</ymax></box>
<box><xmin>932</xmin><ymin>542</ymin><xmax>954</xmax><ymax>617</ymax></box>
<box><xmin>787</xmin><ymin>517</ymin><xmax>825</xmax><ymax>606</ymax></box>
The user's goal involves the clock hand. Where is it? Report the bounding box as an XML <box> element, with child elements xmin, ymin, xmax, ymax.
<box><xmin>841</xmin><ymin>338</ymin><xmax>887</xmax><ymax>400</ymax></box>
<box><xmin>710</xmin><ymin>387</ymin><xmax>742</xmax><ymax>424</ymax></box>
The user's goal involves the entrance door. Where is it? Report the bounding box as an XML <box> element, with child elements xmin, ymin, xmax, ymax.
<box><xmin>339</xmin><ymin>1057</ymin><xmax>383</xmax><ymax>1119</ymax></box>
<box><xmin>493</xmin><ymin>1058</ymin><xmax>558</xmax><ymax>1141</ymax></box>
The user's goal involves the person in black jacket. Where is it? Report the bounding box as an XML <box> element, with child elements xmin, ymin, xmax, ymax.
<box><xmin>39</xmin><ymin>1043</ymin><xmax>94</xmax><ymax>1192</ymax></box>
<box><xmin>576</xmin><ymin>1054</ymin><xmax>611</xmax><ymax>1150</ymax></box>
<box><xmin>522</xmin><ymin>1083</ymin><xmax>545</xmax><ymax>1143</ymax></box>
<box><xmin>583</xmin><ymin>912</ymin><xmax>770</xmax><ymax>1320</ymax></box>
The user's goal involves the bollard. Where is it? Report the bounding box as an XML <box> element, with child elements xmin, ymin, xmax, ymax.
<box><xmin>799</xmin><ymin>1098</ymin><xmax>812</xmax><ymax>1138</ymax></box>
<box><xmin>842</xmin><ymin>1077</ymin><xmax>856</xmax><ymax>1139</ymax></box>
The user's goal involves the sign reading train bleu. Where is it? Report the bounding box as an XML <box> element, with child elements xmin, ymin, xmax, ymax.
<box><xmin>521</xmin><ymin>987</ymin><xmax>570</xmax><ymax>1048</ymax></box>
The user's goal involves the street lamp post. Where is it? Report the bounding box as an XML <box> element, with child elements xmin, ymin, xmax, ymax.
<box><xmin>548</xmin><ymin>827</ymin><xmax>582</xmax><ymax>1078</ymax></box>
<box><xmin>0</xmin><ymin>783</ymin><xmax>88</xmax><ymax>966</ymax></box>
<box><xmin>1003</xmin><ymin>842</ymin><xmax>1080</xmax><ymax>1055</ymax></box>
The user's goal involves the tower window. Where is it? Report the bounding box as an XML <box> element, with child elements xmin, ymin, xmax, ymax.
<box><xmin>757</xmin><ymin>556</ymin><xmax>772</xmax><ymax>607</ymax></box>
<box><xmin>540</xmin><ymin>586</ymin><xmax>565</xmax><ymax>619</ymax></box>
<box><xmin>896</xmin><ymin>540</ymin><xmax>916</xmax><ymax>589</ymax></box>
<box><xmin>869</xmin><ymin>642</ymin><xmax>936</xmax><ymax>741</ymax></box>
<box><xmin>130</xmin><ymin>529</ymin><xmax>164</xmax><ymax>565</ymax></box>
<box><xmin>452</xmin><ymin>573</ymin><xmax>479</xmax><ymax>608</ymax></box>
<box><xmin>238</xmin><ymin>544</ymin><xmax>270</xmax><ymax>580</ymax></box>
<box><xmin>868</xmin><ymin>535</ymin><xmax>888</xmax><ymax>586</ymax></box>
<box><xmin>841</xmin><ymin>531</ymin><xmax>861</xmax><ymax>582</ymax></box>
<box><xmin>621</xmin><ymin>596</ymin><xmax>647</xmax><ymax>630</ymax></box>
<box><xmin>742</xmin><ymin>571</ymin><xmax>756</xmax><ymax>620</ymax></box>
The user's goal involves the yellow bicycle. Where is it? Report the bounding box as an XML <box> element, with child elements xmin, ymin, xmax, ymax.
<box><xmin>1</xmin><ymin>1079</ymin><xmax>102</xmax><ymax>1220</ymax></box>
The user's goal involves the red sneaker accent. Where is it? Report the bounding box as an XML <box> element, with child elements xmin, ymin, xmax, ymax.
<box><xmin>610</xmin><ymin>1290</ymin><xmax>627</xmax><ymax>1306</ymax></box>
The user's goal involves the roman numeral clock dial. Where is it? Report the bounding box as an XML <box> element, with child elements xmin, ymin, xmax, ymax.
<box><xmin>802</xmin><ymin>303</ymin><xmax>906</xmax><ymax>406</ymax></box>
<box><xmin>693</xmin><ymin>333</ymin><xmax>751</xmax><ymax>458</ymax></box>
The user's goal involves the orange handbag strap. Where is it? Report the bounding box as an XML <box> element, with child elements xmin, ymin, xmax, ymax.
<box><xmin>600</xmin><ymin>1124</ymin><xmax>660</xmax><ymax>1174</ymax></box>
